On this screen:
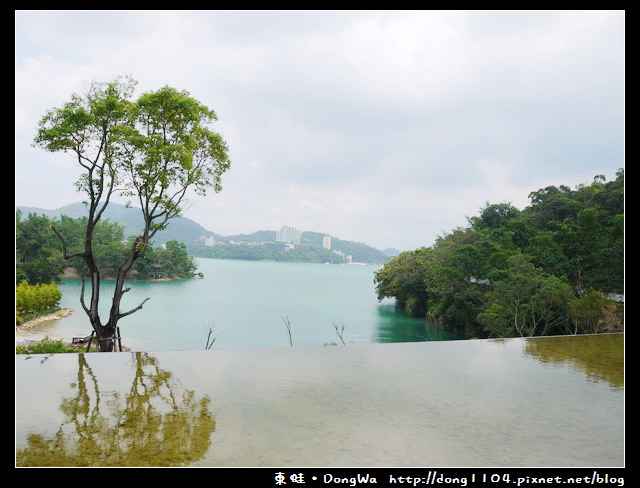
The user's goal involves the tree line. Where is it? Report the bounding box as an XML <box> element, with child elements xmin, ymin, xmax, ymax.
<box><xmin>16</xmin><ymin>211</ymin><xmax>198</xmax><ymax>285</ymax></box>
<box><xmin>16</xmin><ymin>281</ymin><xmax>62</xmax><ymax>321</ymax></box>
<box><xmin>374</xmin><ymin>170</ymin><xmax>624</xmax><ymax>339</ymax></box>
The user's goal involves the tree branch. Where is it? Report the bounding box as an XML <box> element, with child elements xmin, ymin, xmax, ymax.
<box><xmin>119</xmin><ymin>297</ymin><xmax>151</xmax><ymax>320</ymax></box>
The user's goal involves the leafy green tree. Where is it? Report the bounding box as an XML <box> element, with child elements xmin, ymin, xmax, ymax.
<box><xmin>526</xmin><ymin>185</ymin><xmax>584</xmax><ymax>228</ymax></box>
<box><xmin>524</xmin><ymin>171</ymin><xmax>624</xmax><ymax>293</ymax></box>
<box><xmin>523</xmin><ymin>230</ymin><xmax>571</xmax><ymax>281</ymax></box>
<box><xmin>16</xmin><ymin>211</ymin><xmax>65</xmax><ymax>285</ymax></box>
<box><xmin>16</xmin><ymin>281</ymin><xmax>36</xmax><ymax>317</ymax></box>
<box><xmin>16</xmin><ymin>281</ymin><xmax>62</xmax><ymax>319</ymax></box>
<box><xmin>477</xmin><ymin>254</ymin><xmax>574</xmax><ymax>337</ymax></box>
<box><xmin>569</xmin><ymin>289</ymin><xmax>624</xmax><ymax>334</ymax></box>
<box><xmin>55</xmin><ymin>215</ymin><xmax>87</xmax><ymax>256</ymax></box>
<box><xmin>155</xmin><ymin>241</ymin><xmax>197</xmax><ymax>278</ymax></box>
<box><xmin>33</xmin><ymin>76</ymin><xmax>230</xmax><ymax>351</ymax></box>
<box><xmin>374</xmin><ymin>247</ymin><xmax>433</xmax><ymax>316</ymax></box>
<box><xmin>468</xmin><ymin>202</ymin><xmax>522</xmax><ymax>232</ymax></box>
<box><xmin>58</xmin><ymin>217</ymin><xmax>128</xmax><ymax>277</ymax></box>
<box><xmin>132</xmin><ymin>245</ymin><xmax>157</xmax><ymax>279</ymax></box>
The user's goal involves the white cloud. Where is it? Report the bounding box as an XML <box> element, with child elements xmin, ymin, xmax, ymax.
<box><xmin>15</xmin><ymin>10</ymin><xmax>624</xmax><ymax>251</ymax></box>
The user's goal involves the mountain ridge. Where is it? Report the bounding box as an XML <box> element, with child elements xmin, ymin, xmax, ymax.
<box><xmin>16</xmin><ymin>203</ymin><xmax>399</xmax><ymax>261</ymax></box>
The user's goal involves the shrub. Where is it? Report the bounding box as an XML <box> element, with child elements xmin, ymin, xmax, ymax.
<box><xmin>16</xmin><ymin>336</ymin><xmax>79</xmax><ymax>354</ymax></box>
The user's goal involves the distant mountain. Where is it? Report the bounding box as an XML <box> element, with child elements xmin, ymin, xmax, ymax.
<box><xmin>16</xmin><ymin>202</ymin><xmax>221</xmax><ymax>249</ymax></box>
<box><xmin>16</xmin><ymin>202</ymin><xmax>391</xmax><ymax>263</ymax></box>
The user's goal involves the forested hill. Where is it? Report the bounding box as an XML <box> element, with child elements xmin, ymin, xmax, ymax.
<box><xmin>16</xmin><ymin>202</ymin><xmax>391</xmax><ymax>264</ymax></box>
<box><xmin>373</xmin><ymin>169</ymin><xmax>624</xmax><ymax>339</ymax></box>
<box><xmin>213</xmin><ymin>229</ymin><xmax>391</xmax><ymax>264</ymax></box>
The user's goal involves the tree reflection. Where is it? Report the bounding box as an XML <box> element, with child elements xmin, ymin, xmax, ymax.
<box><xmin>523</xmin><ymin>334</ymin><xmax>624</xmax><ymax>391</ymax></box>
<box><xmin>16</xmin><ymin>352</ymin><xmax>216</xmax><ymax>467</ymax></box>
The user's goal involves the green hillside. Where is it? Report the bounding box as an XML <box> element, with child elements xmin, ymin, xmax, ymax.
<box><xmin>16</xmin><ymin>203</ymin><xmax>390</xmax><ymax>264</ymax></box>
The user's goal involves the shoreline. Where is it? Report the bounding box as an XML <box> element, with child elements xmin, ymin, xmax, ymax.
<box><xmin>15</xmin><ymin>308</ymin><xmax>75</xmax><ymax>346</ymax></box>
<box><xmin>16</xmin><ymin>309</ymin><xmax>130</xmax><ymax>351</ymax></box>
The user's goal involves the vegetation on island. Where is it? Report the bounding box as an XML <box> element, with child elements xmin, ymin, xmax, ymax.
<box><xmin>16</xmin><ymin>211</ymin><xmax>198</xmax><ymax>285</ymax></box>
<box><xmin>374</xmin><ymin>170</ymin><xmax>624</xmax><ymax>339</ymax></box>
<box><xmin>16</xmin><ymin>210</ymin><xmax>199</xmax><ymax>334</ymax></box>
<box><xmin>26</xmin><ymin>75</ymin><xmax>230</xmax><ymax>351</ymax></box>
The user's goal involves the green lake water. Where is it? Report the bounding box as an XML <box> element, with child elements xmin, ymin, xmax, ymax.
<box><xmin>34</xmin><ymin>258</ymin><xmax>463</xmax><ymax>351</ymax></box>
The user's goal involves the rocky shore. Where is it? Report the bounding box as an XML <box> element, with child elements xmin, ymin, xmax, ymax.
<box><xmin>15</xmin><ymin>308</ymin><xmax>74</xmax><ymax>345</ymax></box>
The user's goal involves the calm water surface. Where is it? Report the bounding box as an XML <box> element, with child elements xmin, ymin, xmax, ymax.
<box><xmin>16</xmin><ymin>334</ymin><xmax>623</xmax><ymax>467</ymax></box>
<box><xmin>18</xmin><ymin>259</ymin><xmax>624</xmax><ymax>468</ymax></box>
<box><xmin>36</xmin><ymin>258</ymin><xmax>462</xmax><ymax>351</ymax></box>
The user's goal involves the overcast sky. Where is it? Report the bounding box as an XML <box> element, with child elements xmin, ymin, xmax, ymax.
<box><xmin>15</xmin><ymin>10</ymin><xmax>624</xmax><ymax>252</ymax></box>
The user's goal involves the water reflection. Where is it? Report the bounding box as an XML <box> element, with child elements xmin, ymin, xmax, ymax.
<box><xmin>16</xmin><ymin>335</ymin><xmax>623</xmax><ymax>467</ymax></box>
<box><xmin>522</xmin><ymin>334</ymin><xmax>624</xmax><ymax>391</ymax></box>
<box><xmin>16</xmin><ymin>352</ymin><xmax>215</xmax><ymax>467</ymax></box>
<box><xmin>375</xmin><ymin>303</ymin><xmax>463</xmax><ymax>342</ymax></box>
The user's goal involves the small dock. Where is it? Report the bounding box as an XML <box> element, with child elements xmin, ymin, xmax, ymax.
<box><xmin>72</xmin><ymin>335</ymin><xmax>92</xmax><ymax>344</ymax></box>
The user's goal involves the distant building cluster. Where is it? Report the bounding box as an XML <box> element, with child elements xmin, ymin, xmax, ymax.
<box><xmin>198</xmin><ymin>226</ymin><xmax>352</xmax><ymax>263</ymax></box>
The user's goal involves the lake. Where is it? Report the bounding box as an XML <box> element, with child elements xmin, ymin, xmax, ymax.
<box><xmin>36</xmin><ymin>258</ymin><xmax>463</xmax><ymax>351</ymax></box>
<box><xmin>17</xmin><ymin>258</ymin><xmax>624</xmax><ymax>468</ymax></box>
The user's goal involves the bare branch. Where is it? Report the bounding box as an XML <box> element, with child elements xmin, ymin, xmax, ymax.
<box><xmin>281</xmin><ymin>315</ymin><xmax>294</xmax><ymax>347</ymax></box>
<box><xmin>50</xmin><ymin>225</ymin><xmax>84</xmax><ymax>261</ymax></box>
<box><xmin>333</xmin><ymin>322</ymin><xmax>347</xmax><ymax>345</ymax></box>
<box><xmin>119</xmin><ymin>297</ymin><xmax>151</xmax><ymax>320</ymax></box>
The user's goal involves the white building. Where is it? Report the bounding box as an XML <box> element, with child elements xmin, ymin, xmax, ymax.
<box><xmin>322</xmin><ymin>235</ymin><xmax>332</xmax><ymax>250</ymax></box>
<box><xmin>276</xmin><ymin>225</ymin><xmax>302</xmax><ymax>244</ymax></box>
